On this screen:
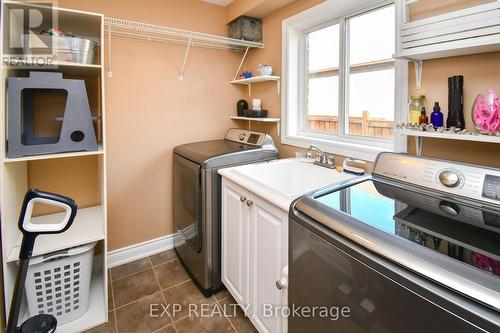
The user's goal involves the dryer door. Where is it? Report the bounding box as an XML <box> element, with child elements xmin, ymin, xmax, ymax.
<box><xmin>173</xmin><ymin>154</ymin><xmax>202</xmax><ymax>252</ymax></box>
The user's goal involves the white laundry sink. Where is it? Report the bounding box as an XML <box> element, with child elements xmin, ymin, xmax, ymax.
<box><xmin>219</xmin><ymin>158</ymin><xmax>359</xmax><ymax>210</ymax></box>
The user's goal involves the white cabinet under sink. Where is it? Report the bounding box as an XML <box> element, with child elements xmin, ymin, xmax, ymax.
<box><xmin>220</xmin><ymin>159</ymin><xmax>358</xmax><ymax>333</ymax></box>
<box><xmin>221</xmin><ymin>180</ymin><xmax>250</xmax><ymax>307</ymax></box>
<box><xmin>221</xmin><ymin>178</ymin><xmax>288</xmax><ymax>333</ymax></box>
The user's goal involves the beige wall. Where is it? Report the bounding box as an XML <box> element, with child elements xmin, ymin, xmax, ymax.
<box><xmin>54</xmin><ymin>0</ymin><xmax>243</xmax><ymax>250</ymax></box>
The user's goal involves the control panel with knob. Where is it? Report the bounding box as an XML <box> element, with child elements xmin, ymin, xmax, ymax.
<box><xmin>225</xmin><ymin>129</ymin><xmax>266</xmax><ymax>146</ymax></box>
<box><xmin>438</xmin><ymin>169</ymin><xmax>462</xmax><ymax>188</ymax></box>
<box><xmin>373</xmin><ymin>153</ymin><xmax>500</xmax><ymax>205</ymax></box>
<box><xmin>482</xmin><ymin>175</ymin><xmax>500</xmax><ymax>201</ymax></box>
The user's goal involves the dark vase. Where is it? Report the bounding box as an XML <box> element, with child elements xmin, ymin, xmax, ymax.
<box><xmin>237</xmin><ymin>99</ymin><xmax>248</xmax><ymax>117</ymax></box>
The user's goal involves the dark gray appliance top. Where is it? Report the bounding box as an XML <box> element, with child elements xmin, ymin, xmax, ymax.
<box><xmin>173</xmin><ymin>129</ymin><xmax>278</xmax><ymax>169</ymax></box>
<box><xmin>291</xmin><ymin>153</ymin><xmax>500</xmax><ymax>312</ymax></box>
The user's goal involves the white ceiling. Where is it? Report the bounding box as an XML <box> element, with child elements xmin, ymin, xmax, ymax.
<box><xmin>202</xmin><ymin>0</ymin><xmax>234</xmax><ymax>6</ymax></box>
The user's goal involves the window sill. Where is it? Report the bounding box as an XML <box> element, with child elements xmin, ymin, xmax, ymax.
<box><xmin>282</xmin><ymin>134</ymin><xmax>393</xmax><ymax>162</ymax></box>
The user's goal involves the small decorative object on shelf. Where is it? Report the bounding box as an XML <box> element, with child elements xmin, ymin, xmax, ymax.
<box><xmin>408</xmin><ymin>95</ymin><xmax>427</xmax><ymax>124</ymax></box>
<box><xmin>237</xmin><ymin>99</ymin><xmax>248</xmax><ymax>117</ymax></box>
<box><xmin>396</xmin><ymin>122</ymin><xmax>500</xmax><ymax>136</ymax></box>
<box><xmin>418</xmin><ymin>107</ymin><xmax>428</xmax><ymax>125</ymax></box>
<box><xmin>430</xmin><ymin>102</ymin><xmax>444</xmax><ymax>129</ymax></box>
<box><xmin>472</xmin><ymin>90</ymin><xmax>500</xmax><ymax>135</ymax></box>
<box><xmin>447</xmin><ymin>75</ymin><xmax>465</xmax><ymax>130</ymax></box>
<box><xmin>258</xmin><ymin>64</ymin><xmax>273</xmax><ymax>76</ymax></box>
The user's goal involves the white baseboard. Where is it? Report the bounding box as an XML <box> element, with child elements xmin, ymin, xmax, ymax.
<box><xmin>107</xmin><ymin>233</ymin><xmax>176</xmax><ymax>268</ymax></box>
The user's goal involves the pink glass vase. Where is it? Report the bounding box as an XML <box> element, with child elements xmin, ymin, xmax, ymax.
<box><xmin>471</xmin><ymin>91</ymin><xmax>500</xmax><ymax>134</ymax></box>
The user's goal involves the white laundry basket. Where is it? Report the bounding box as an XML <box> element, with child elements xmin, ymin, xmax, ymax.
<box><xmin>24</xmin><ymin>242</ymin><xmax>97</xmax><ymax>325</ymax></box>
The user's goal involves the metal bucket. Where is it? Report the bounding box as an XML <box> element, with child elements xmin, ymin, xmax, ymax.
<box><xmin>23</xmin><ymin>35</ymin><xmax>97</xmax><ymax>64</ymax></box>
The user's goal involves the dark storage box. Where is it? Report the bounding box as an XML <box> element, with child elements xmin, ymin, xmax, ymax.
<box><xmin>229</xmin><ymin>16</ymin><xmax>262</xmax><ymax>42</ymax></box>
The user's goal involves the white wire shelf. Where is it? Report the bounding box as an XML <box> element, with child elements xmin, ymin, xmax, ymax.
<box><xmin>104</xmin><ymin>17</ymin><xmax>263</xmax><ymax>51</ymax></box>
<box><xmin>103</xmin><ymin>17</ymin><xmax>263</xmax><ymax>80</ymax></box>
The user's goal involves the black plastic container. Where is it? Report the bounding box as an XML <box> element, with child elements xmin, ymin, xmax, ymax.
<box><xmin>244</xmin><ymin>109</ymin><xmax>267</xmax><ymax>118</ymax></box>
<box><xmin>446</xmin><ymin>75</ymin><xmax>465</xmax><ymax>129</ymax></box>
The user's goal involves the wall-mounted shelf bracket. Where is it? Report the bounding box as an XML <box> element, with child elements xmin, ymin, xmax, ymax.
<box><xmin>414</xmin><ymin>60</ymin><xmax>423</xmax><ymax>89</ymax></box>
<box><xmin>415</xmin><ymin>135</ymin><xmax>423</xmax><ymax>156</ymax></box>
<box><xmin>234</xmin><ymin>46</ymin><xmax>250</xmax><ymax>81</ymax></box>
<box><xmin>179</xmin><ymin>38</ymin><xmax>192</xmax><ymax>80</ymax></box>
<box><xmin>394</xmin><ymin>55</ymin><xmax>422</xmax><ymax>89</ymax></box>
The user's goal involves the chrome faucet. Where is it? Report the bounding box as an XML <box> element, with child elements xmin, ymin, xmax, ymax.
<box><xmin>306</xmin><ymin>145</ymin><xmax>335</xmax><ymax>169</ymax></box>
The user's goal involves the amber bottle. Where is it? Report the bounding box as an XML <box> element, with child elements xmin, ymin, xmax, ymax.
<box><xmin>419</xmin><ymin>107</ymin><xmax>429</xmax><ymax>125</ymax></box>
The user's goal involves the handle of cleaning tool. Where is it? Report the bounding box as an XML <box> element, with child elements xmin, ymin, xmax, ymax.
<box><xmin>6</xmin><ymin>190</ymin><xmax>77</xmax><ymax>333</ymax></box>
<box><xmin>18</xmin><ymin>189</ymin><xmax>77</xmax><ymax>260</ymax></box>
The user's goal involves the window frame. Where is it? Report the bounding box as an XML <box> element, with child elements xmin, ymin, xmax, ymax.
<box><xmin>282</xmin><ymin>0</ymin><xmax>407</xmax><ymax>161</ymax></box>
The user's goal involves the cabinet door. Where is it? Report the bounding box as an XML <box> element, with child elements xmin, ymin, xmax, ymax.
<box><xmin>221</xmin><ymin>178</ymin><xmax>250</xmax><ymax>308</ymax></box>
<box><xmin>249</xmin><ymin>195</ymin><xmax>288</xmax><ymax>333</ymax></box>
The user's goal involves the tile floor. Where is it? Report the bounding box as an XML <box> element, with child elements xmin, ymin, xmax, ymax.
<box><xmin>85</xmin><ymin>250</ymin><xmax>257</xmax><ymax>333</ymax></box>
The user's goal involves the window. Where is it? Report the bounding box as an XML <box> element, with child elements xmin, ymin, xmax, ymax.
<box><xmin>283</xmin><ymin>1</ymin><xmax>404</xmax><ymax>161</ymax></box>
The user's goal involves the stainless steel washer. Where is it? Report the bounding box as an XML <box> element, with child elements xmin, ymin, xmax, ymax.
<box><xmin>173</xmin><ymin>128</ymin><xmax>278</xmax><ymax>296</ymax></box>
<box><xmin>289</xmin><ymin>152</ymin><xmax>500</xmax><ymax>332</ymax></box>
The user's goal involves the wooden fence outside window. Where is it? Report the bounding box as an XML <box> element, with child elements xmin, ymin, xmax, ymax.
<box><xmin>307</xmin><ymin>111</ymin><xmax>394</xmax><ymax>139</ymax></box>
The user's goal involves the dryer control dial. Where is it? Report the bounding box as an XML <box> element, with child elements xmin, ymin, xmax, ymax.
<box><xmin>438</xmin><ymin>169</ymin><xmax>462</xmax><ymax>188</ymax></box>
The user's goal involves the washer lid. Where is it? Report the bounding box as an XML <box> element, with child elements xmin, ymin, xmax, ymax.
<box><xmin>293</xmin><ymin>177</ymin><xmax>500</xmax><ymax>312</ymax></box>
<box><xmin>173</xmin><ymin>139</ymin><xmax>260</xmax><ymax>166</ymax></box>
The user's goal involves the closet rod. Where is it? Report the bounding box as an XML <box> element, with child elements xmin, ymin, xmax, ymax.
<box><xmin>107</xmin><ymin>30</ymin><xmax>251</xmax><ymax>51</ymax></box>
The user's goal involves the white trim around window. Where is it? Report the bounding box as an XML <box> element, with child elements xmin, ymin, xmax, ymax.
<box><xmin>281</xmin><ymin>0</ymin><xmax>407</xmax><ymax>162</ymax></box>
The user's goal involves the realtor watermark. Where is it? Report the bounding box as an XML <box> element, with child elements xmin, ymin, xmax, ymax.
<box><xmin>150</xmin><ymin>303</ymin><xmax>251</xmax><ymax>319</ymax></box>
<box><xmin>150</xmin><ymin>303</ymin><xmax>351</xmax><ymax>321</ymax></box>
<box><xmin>3</xmin><ymin>0</ymin><xmax>58</xmax><ymax>68</ymax></box>
<box><xmin>263</xmin><ymin>304</ymin><xmax>351</xmax><ymax>321</ymax></box>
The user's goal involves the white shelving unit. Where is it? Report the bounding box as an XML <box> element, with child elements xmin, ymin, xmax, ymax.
<box><xmin>395</xmin><ymin>0</ymin><xmax>500</xmax><ymax>88</ymax></box>
<box><xmin>3</xmin><ymin>145</ymin><xmax>104</xmax><ymax>163</ymax></box>
<box><xmin>1</xmin><ymin>3</ymin><xmax>108</xmax><ymax>331</ymax></box>
<box><xmin>230</xmin><ymin>75</ymin><xmax>281</xmax><ymax>96</ymax></box>
<box><xmin>7</xmin><ymin>206</ymin><xmax>105</xmax><ymax>262</ymax></box>
<box><xmin>230</xmin><ymin>116</ymin><xmax>281</xmax><ymax>135</ymax></box>
<box><xmin>397</xmin><ymin>128</ymin><xmax>500</xmax><ymax>155</ymax></box>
